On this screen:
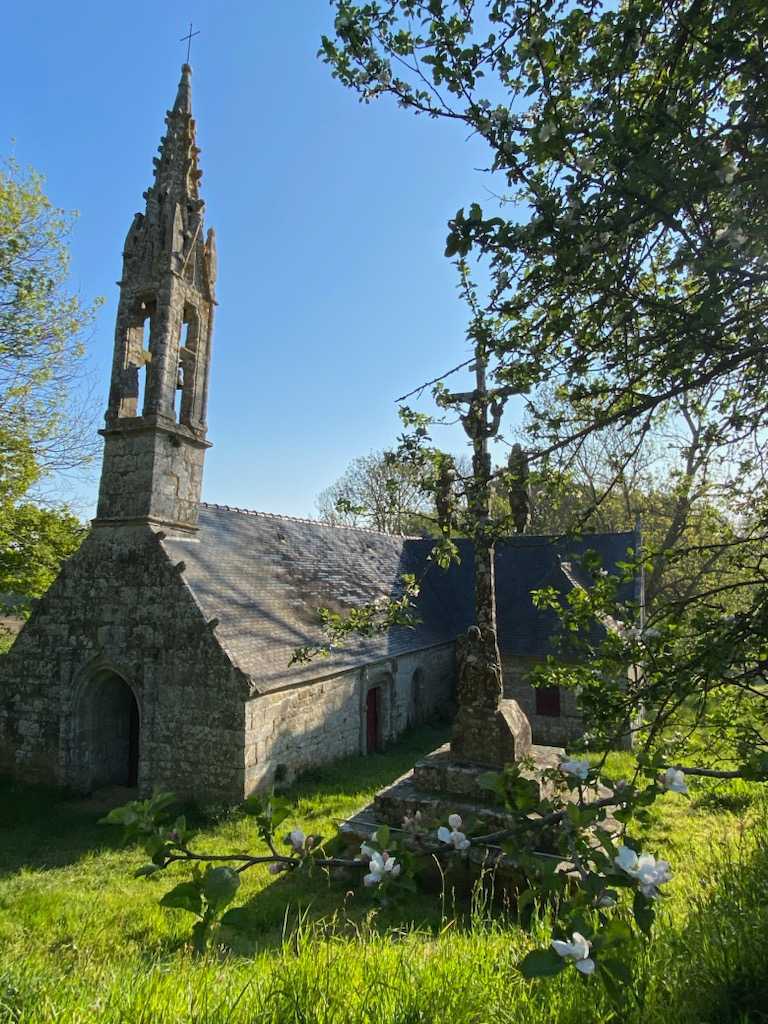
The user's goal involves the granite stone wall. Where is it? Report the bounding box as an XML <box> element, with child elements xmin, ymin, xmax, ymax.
<box><xmin>96</xmin><ymin>422</ymin><xmax>207</xmax><ymax>532</ymax></box>
<box><xmin>0</xmin><ymin>524</ymin><xmax>249</xmax><ymax>802</ymax></box>
<box><xmin>243</xmin><ymin>644</ymin><xmax>456</xmax><ymax>792</ymax></box>
<box><xmin>502</xmin><ymin>654</ymin><xmax>585</xmax><ymax>747</ymax></box>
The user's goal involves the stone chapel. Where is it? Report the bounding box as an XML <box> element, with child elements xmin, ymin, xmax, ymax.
<box><xmin>0</xmin><ymin>67</ymin><xmax>637</xmax><ymax>802</ymax></box>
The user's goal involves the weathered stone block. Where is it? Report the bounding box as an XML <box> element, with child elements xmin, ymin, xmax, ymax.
<box><xmin>451</xmin><ymin>698</ymin><xmax>532</xmax><ymax>767</ymax></box>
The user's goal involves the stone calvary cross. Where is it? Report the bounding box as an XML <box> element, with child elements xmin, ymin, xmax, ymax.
<box><xmin>180</xmin><ymin>22</ymin><xmax>200</xmax><ymax>64</ymax></box>
<box><xmin>447</xmin><ymin>345</ymin><xmax>532</xmax><ymax>767</ymax></box>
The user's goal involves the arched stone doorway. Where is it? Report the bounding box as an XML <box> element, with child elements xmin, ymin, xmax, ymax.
<box><xmin>74</xmin><ymin>669</ymin><xmax>140</xmax><ymax>790</ymax></box>
<box><xmin>362</xmin><ymin>673</ymin><xmax>393</xmax><ymax>754</ymax></box>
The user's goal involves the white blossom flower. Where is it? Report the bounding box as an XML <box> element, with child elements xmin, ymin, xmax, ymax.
<box><xmin>559</xmin><ymin>758</ymin><xmax>590</xmax><ymax>781</ymax></box>
<box><xmin>437</xmin><ymin>820</ymin><xmax>471</xmax><ymax>851</ymax></box>
<box><xmin>360</xmin><ymin>843</ymin><xmax>377</xmax><ymax>861</ymax></box>
<box><xmin>614</xmin><ymin>845</ymin><xmax>672</xmax><ymax>898</ymax></box>
<box><xmin>660</xmin><ymin>767</ymin><xmax>688</xmax><ymax>795</ymax></box>
<box><xmin>363</xmin><ymin>850</ymin><xmax>401</xmax><ymax>886</ymax></box>
<box><xmin>539</xmin><ymin>123</ymin><xmax>555</xmax><ymax>142</ymax></box>
<box><xmin>288</xmin><ymin>828</ymin><xmax>306</xmax><ymax>852</ymax></box>
<box><xmin>615</xmin><ymin>844</ymin><xmax>639</xmax><ymax>874</ymax></box>
<box><xmin>551</xmin><ymin>932</ymin><xmax>595</xmax><ymax>974</ymax></box>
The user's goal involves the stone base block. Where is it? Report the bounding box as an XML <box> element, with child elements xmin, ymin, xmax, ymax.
<box><xmin>369</xmin><ymin>743</ymin><xmax>565</xmax><ymax>835</ymax></box>
<box><xmin>450</xmin><ymin>699</ymin><xmax>532</xmax><ymax>767</ymax></box>
<box><xmin>412</xmin><ymin>742</ymin><xmax>563</xmax><ymax>800</ymax></box>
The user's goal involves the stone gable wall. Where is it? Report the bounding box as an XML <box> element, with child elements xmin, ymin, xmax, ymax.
<box><xmin>0</xmin><ymin>525</ymin><xmax>249</xmax><ymax>802</ymax></box>
<box><xmin>244</xmin><ymin>644</ymin><xmax>456</xmax><ymax>792</ymax></box>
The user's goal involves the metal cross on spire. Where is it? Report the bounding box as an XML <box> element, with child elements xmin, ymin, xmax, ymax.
<box><xmin>180</xmin><ymin>22</ymin><xmax>200</xmax><ymax>63</ymax></box>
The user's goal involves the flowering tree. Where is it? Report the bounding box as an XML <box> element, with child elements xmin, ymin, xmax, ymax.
<box><xmin>317</xmin><ymin>0</ymin><xmax>768</xmax><ymax>770</ymax></box>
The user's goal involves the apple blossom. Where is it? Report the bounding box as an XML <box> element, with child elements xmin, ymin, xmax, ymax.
<box><xmin>614</xmin><ymin>845</ymin><xmax>672</xmax><ymax>898</ymax></box>
<box><xmin>437</xmin><ymin>818</ymin><xmax>471</xmax><ymax>851</ymax></box>
<box><xmin>660</xmin><ymin>767</ymin><xmax>688</xmax><ymax>795</ymax></box>
<box><xmin>363</xmin><ymin>850</ymin><xmax>401</xmax><ymax>886</ymax></box>
<box><xmin>288</xmin><ymin>828</ymin><xmax>306</xmax><ymax>852</ymax></box>
<box><xmin>551</xmin><ymin>932</ymin><xmax>595</xmax><ymax>975</ymax></box>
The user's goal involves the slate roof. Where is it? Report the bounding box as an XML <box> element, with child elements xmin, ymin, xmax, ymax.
<box><xmin>162</xmin><ymin>504</ymin><xmax>637</xmax><ymax>694</ymax></box>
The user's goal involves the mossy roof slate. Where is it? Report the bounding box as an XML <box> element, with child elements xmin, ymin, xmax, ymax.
<box><xmin>162</xmin><ymin>504</ymin><xmax>636</xmax><ymax>693</ymax></box>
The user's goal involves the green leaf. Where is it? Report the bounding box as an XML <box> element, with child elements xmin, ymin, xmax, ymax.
<box><xmin>602</xmin><ymin>918</ymin><xmax>632</xmax><ymax>945</ymax></box>
<box><xmin>601</xmin><ymin>957</ymin><xmax>633</xmax><ymax>985</ymax></box>
<box><xmin>444</xmin><ymin>234</ymin><xmax>461</xmax><ymax>257</ymax></box>
<box><xmin>374</xmin><ymin>825</ymin><xmax>391</xmax><ymax>849</ymax></box>
<box><xmin>633</xmin><ymin>890</ymin><xmax>655</xmax><ymax>935</ymax></box>
<box><xmin>99</xmin><ymin>804</ymin><xmax>139</xmax><ymax>827</ymax></box>
<box><xmin>477</xmin><ymin>771</ymin><xmax>500</xmax><ymax>791</ymax></box>
<box><xmin>203</xmin><ymin>866</ymin><xmax>240</xmax><ymax>911</ymax></box>
<box><xmin>134</xmin><ymin>863</ymin><xmax>162</xmax><ymax>878</ymax></box>
<box><xmin>160</xmin><ymin>881</ymin><xmax>203</xmax><ymax>916</ymax></box>
<box><xmin>519</xmin><ymin>948</ymin><xmax>568</xmax><ymax>978</ymax></box>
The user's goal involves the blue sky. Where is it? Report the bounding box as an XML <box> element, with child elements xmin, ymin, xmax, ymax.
<box><xmin>2</xmin><ymin>1</ymin><xmax>517</xmax><ymax>518</ymax></box>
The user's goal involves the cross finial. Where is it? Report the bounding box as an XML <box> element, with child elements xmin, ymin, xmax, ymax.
<box><xmin>180</xmin><ymin>22</ymin><xmax>200</xmax><ymax>63</ymax></box>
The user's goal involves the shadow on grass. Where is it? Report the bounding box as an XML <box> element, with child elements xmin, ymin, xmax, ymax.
<box><xmin>201</xmin><ymin>721</ymin><xmax>508</xmax><ymax>953</ymax></box>
<box><xmin>0</xmin><ymin>777</ymin><xmax>130</xmax><ymax>877</ymax></box>
<box><xmin>168</xmin><ymin>722</ymin><xmax>459</xmax><ymax>954</ymax></box>
<box><xmin>0</xmin><ymin>722</ymin><xmax>449</xmax><ymax>889</ymax></box>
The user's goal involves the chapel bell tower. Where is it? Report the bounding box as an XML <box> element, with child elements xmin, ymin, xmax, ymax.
<box><xmin>95</xmin><ymin>64</ymin><xmax>216</xmax><ymax>533</ymax></box>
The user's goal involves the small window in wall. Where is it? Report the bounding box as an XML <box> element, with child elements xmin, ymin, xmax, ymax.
<box><xmin>535</xmin><ymin>686</ymin><xmax>561</xmax><ymax>717</ymax></box>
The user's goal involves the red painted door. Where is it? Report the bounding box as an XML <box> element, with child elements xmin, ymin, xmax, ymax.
<box><xmin>366</xmin><ymin>687</ymin><xmax>380</xmax><ymax>753</ymax></box>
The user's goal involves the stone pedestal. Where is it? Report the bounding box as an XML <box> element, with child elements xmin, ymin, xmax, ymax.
<box><xmin>451</xmin><ymin>698</ymin><xmax>532</xmax><ymax>766</ymax></box>
<box><xmin>370</xmin><ymin>742</ymin><xmax>563</xmax><ymax>834</ymax></box>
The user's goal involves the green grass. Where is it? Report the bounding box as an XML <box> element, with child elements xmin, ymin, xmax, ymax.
<box><xmin>0</xmin><ymin>727</ymin><xmax>766</xmax><ymax>1023</ymax></box>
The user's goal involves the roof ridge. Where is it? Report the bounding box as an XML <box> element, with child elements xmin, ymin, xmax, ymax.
<box><xmin>198</xmin><ymin>502</ymin><xmax>420</xmax><ymax>539</ymax></box>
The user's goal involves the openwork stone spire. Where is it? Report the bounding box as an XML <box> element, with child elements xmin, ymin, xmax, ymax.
<box><xmin>96</xmin><ymin>65</ymin><xmax>217</xmax><ymax>534</ymax></box>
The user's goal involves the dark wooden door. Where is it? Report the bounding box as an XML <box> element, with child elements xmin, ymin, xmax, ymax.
<box><xmin>366</xmin><ymin>687</ymin><xmax>380</xmax><ymax>753</ymax></box>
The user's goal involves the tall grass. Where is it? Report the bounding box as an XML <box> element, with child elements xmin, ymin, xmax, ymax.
<box><xmin>0</xmin><ymin>729</ymin><xmax>765</xmax><ymax>1023</ymax></box>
